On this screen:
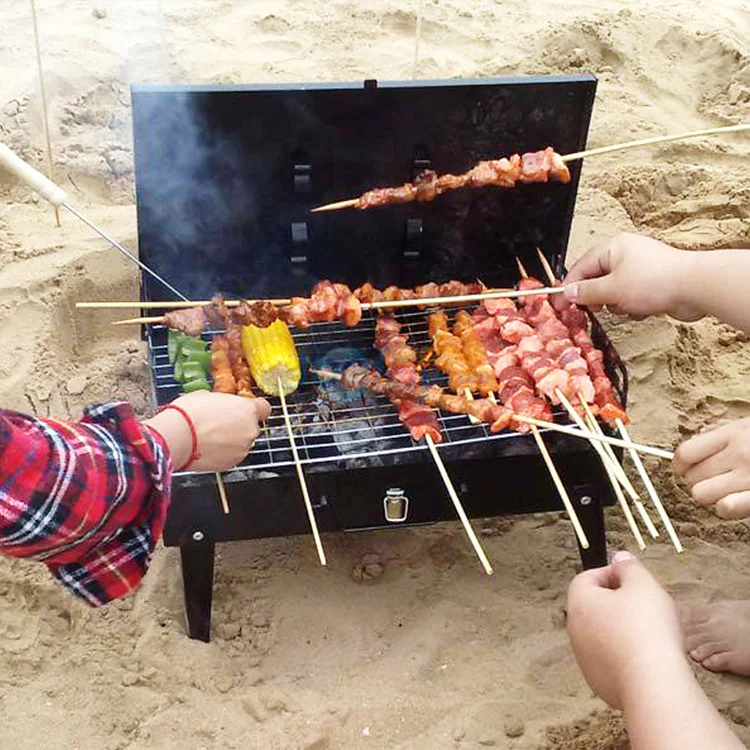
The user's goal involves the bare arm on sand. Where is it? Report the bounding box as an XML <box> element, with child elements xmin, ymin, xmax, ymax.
<box><xmin>567</xmin><ymin>552</ymin><xmax>745</xmax><ymax>750</ymax></box>
<box><xmin>558</xmin><ymin>233</ymin><xmax>750</xmax><ymax>334</ymax></box>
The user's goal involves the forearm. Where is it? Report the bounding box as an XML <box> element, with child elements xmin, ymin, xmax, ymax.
<box><xmin>679</xmin><ymin>250</ymin><xmax>750</xmax><ymax>332</ymax></box>
<box><xmin>623</xmin><ymin>657</ymin><xmax>743</xmax><ymax>750</ymax></box>
<box><xmin>0</xmin><ymin>404</ymin><xmax>172</xmax><ymax>605</ymax></box>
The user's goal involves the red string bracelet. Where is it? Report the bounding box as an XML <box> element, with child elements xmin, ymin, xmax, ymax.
<box><xmin>157</xmin><ymin>404</ymin><xmax>201</xmax><ymax>470</ymax></box>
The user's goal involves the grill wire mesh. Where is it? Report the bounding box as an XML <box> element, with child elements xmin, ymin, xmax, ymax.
<box><xmin>146</xmin><ymin>306</ymin><xmax>579</xmax><ymax>480</ymax></box>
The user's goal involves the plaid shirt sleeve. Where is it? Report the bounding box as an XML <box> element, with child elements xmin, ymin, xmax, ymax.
<box><xmin>0</xmin><ymin>401</ymin><xmax>172</xmax><ymax>606</ymax></box>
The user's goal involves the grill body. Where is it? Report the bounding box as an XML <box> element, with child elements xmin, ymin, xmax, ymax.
<box><xmin>131</xmin><ymin>75</ymin><xmax>625</xmax><ymax>642</ymax></box>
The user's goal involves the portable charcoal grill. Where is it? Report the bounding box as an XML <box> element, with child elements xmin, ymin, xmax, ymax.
<box><xmin>131</xmin><ymin>74</ymin><xmax>627</xmax><ymax>642</ymax></box>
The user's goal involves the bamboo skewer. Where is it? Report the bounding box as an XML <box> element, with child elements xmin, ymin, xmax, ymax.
<box><xmin>77</xmin><ymin>298</ymin><xmax>291</xmax><ymax>310</ymax></box>
<box><xmin>425</xmin><ymin>434</ymin><xmax>493</xmax><ymax>574</ymax></box>
<box><xmin>311</xmin><ymin>124</ymin><xmax>750</xmax><ymax>212</ymax></box>
<box><xmin>529</xmin><ymin>426</ymin><xmax>589</xmax><ymax>550</ymax></box>
<box><xmin>579</xmin><ymin>400</ymin><xmax>658</xmax><ymax>539</ymax></box>
<box><xmin>278</xmin><ymin>378</ymin><xmax>327</xmax><ymax>566</ymax></box>
<box><xmin>311</xmin><ymin>368</ymin><xmax>674</xmax><ymax>459</ymax></box>
<box><xmin>30</xmin><ymin>0</ymin><xmax>60</xmax><ymax>228</ymax></box>
<box><xmin>617</xmin><ymin>418</ymin><xmax>683</xmax><ymax>553</ymax></box>
<box><xmin>109</xmin><ymin>286</ymin><xmax>567</xmax><ymax>326</ymax></box>
<box><xmin>215</xmin><ymin>471</ymin><xmax>230</xmax><ymax>515</ymax></box>
<box><xmin>556</xmin><ymin>391</ymin><xmax>646</xmax><ymax>551</ymax></box>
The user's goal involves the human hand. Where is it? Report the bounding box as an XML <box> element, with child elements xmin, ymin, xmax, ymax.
<box><xmin>144</xmin><ymin>391</ymin><xmax>271</xmax><ymax>471</ymax></box>
<box><xmin>557</xmin><ymin>233</ymin><xmax>703</xmax><ymax>321</ymax></box>
<box><xmin>673</xmin><ymin>417</ymin><xmax>750</xmax><ymax>519</ymax></box>
<box><xmin>566</xmin><ymin>551</ymin><xmax>686</xmax><ymax>709</ymax></box>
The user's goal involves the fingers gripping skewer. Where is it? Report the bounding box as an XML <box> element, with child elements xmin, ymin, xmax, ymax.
<box><xmin>278</xmin><ymin>378</ymin><xmax>327</xmax><ymax>566</ymax></box>
<box><xmin>425</xmin><ymin>435</ymin><xmax>494</xmax><ymax>575</ymax></box>
<box><xmin>0</xmin><ymin>142</ymin><xmax>189</xmax><ymax>300</ymax></box>
<box><xmin>617</xmin><ymin>418</ymin><xmax>683</xmax><ymax>553</ymax></box>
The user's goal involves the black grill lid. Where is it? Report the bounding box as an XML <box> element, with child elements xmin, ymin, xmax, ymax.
<box><xmin>131</xmin><ymin>75</ymin><xmax>596</xmax><ymax>301</ymax></box>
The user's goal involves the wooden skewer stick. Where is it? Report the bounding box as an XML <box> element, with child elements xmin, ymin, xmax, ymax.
<box><xmin>425</xmin><ymin>434</ymin><xmax>494</xmax><ymax>575</ymax></box>
<box><xmin>463</xmin><ymin>388</ymin><xmax>481</xmax><ymax>424</ymax></box>
<box><xmin>311</xmin><ymin>124</ymin><xmax>750</xmax><ymax>212</ymax></box>
<box><xmin>110</xmin><ymin>286</ymin><xmax>567</xmax><ymax>326</ymax></box>
<box><xmin>215</xmin><ymin>471</ymin><xmax>230</xmax><ymax>515</ymax></box>
<box><xmin>561</xmin><ymin>123</ymin><xmax>750</xmax><ymax>162</ymax></box>
<box><xmin>278</xmin><ymin>378</ymin><xmax>327</xmax><ymax>566</ymax></box>
<box><xmin>555</xmin><ymin>390</ymin><xmax>646</xmax><ymax>550</ymax></box>
<box><xmin>617</xmin><ymin>418</ymin><xmax>683</xmax><ymax>554</ymax></box>
<box><xmin>529</xmin><ymin>426</ymin><xmax>589</xmax><ymax>549</ymax></box>
<box><xmin>579</xmin><ymin>398</ymin><xmax>658</xmax><ymax>539</ymax></box>
<box><xmin>77</xmin><ymin>298</ymin><xmax>291</xmax><ymax>310</ymax></box>
<box><xmin>311</xmin><ymin>368</ymin><xmax>675</xmax><ymax>460</ymax></box>
<box><xmin>30</xmin><ymin>0</ymin><xmax>60</xmax><ymax>228</ymax></box>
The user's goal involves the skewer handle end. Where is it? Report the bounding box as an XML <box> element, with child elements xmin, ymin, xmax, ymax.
<box><xmin>0</xmin><ymin>142</ymin><xmax>67</xmax><ymax>206</ymax></box>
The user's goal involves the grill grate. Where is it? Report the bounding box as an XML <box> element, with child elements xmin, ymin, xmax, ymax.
<box><xmin>146</xmin><ymin>306</ymin><xmax>576</xmax><ymax>479</ymax></box>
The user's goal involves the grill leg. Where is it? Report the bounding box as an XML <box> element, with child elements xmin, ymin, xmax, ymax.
<box><xmin>179</xmin><ymin>540</ymin><xmax>215</xmax><ymax>642</ymax></box>
<box><xmin>575</xmin><ymin>493</ymin><xmax>607</xmax><ymax>570</ymax></box>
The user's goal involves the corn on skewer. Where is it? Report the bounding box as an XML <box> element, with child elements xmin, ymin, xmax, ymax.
<box><xmin>242</xmin><ymin>319</ymin><xmax>301</xmax><ymax>397</ymax></box>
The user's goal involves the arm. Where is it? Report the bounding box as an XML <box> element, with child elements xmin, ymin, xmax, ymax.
<box><xmin>567</xmin><ymin>552</ymin><xmax>744</xmax><ymax>750</ymax></box>
<box><xmin>561</xmin><ymin>233</ymin><xmax>750</xmax><ymax>333</ymax></box>
<box><xmin>622</xmin><ymin>654</ymin><xmax>743</xmax><ymax>750</ymax></box>
<box><xmin>0</xmin><ymin>392</ymin><xmax>270</xmax><ymax>605</ymax></box>
<box><xmin>675</xmin><ymin>249</ymin><xmax>750</xmax><ymax>334</ymax></box>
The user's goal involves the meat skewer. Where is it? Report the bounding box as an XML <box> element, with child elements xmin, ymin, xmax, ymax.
<box><xmin>311</xmin><ymin>147</ymin><xmax>571</xmax><ymax>212</ymax></box>
<box><xmin>534</xmin><ymin>248</ymin><xmax>683</xmax><ymax>553</ymax></box>
<box><xmin>454</xmin><ymin>307</ymin><xmax>588</xmax><ymax>547</ymax></box>
<box><xmin>112</xmin><ymin>284</ymin><xmax>566</xmax><ymax>330</ymax></box>
<box><xmin>310</xmin><ymin>124</ymin><xmax>750</xmax><ymax>212</ymax></box>
<box><xmin>513</xmin><ymin>260</ymin><xmax>649</xmax><ymax>548</ymax></box>
<box><xmin>374</xmin><ymin>314</ymin><xmax>442</xmax><ymax>443</ymax></box>
<box><xmin>310</xmin><ymin>365</ymin><xmax>674</xmax><ymax>460</ymax></box>
<box><xmin>466</xmin><ymin>296</ymin><xmax>590</xmax><ymax>545</ymax></box>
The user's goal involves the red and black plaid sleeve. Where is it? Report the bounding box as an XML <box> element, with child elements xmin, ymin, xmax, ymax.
<box><xmin>0</xmin><ymin>401</ymin><xmax>172</xmax><ymax>606</ymax></box>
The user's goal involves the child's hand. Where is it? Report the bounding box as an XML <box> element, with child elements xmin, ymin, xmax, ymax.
<box><xmin>566</xmin><ymin>552</ymin><xmax>686</xmax><ymax>709</ymax></box>
<box><xmin>673</xmin><ymin>417</ymin><xmax>750</xmax><ymax>519</ymax></box>
<box><xmin>144</xmin><ymin>391</ymin><xmax>271</xmax><ymax>471</ymax></box>
<box><xmin>558</xmin><ymin>233</ymin><xmax>703</xmax><ymax>321</ymax></box>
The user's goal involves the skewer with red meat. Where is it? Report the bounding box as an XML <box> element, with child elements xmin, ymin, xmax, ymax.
<box><xmin>374</xmin><ymin>315</ymin><xmax>442</xmax><ymax>443</ymax></box>
<box><xmin>337</xmin><ymin>364</ymin><xmax>512</xmax><ymax>432</ymax></box>
<box><xmin>511</xmin><ymin>279</ymin><xmax>595</xmax><ymax>407</ymax></box>
<box><xmin>518</xmin><ymin>277</ymin><xmax>628</xmax><ymax>425</ymax></box>
<box><xmin>313</xmin><ymin>147</ymin><xmax>571</xmax><ymax>212</ymax></box>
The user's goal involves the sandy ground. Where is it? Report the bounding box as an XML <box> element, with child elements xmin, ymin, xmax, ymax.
<box><xmin>1</xmin><ymin>0</ymin><xmax>750</xmax><ymax>748</ymax></box>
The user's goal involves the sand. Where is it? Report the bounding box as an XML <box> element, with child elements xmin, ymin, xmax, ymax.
<box><xmin>1</xmin><ymin>0</ymin><xmax>750</xmax><ymax>747</ymax></box>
